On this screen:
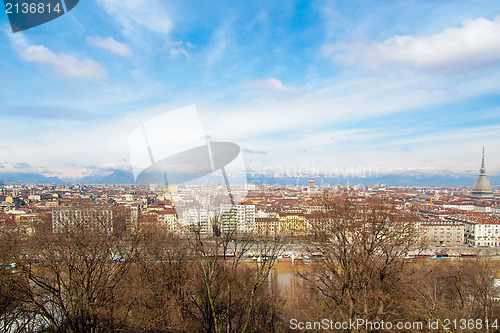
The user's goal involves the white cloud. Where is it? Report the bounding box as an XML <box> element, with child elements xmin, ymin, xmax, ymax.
<box><xmin>205</xmin><ymin>70</ymin><xmax>496</xmax><ymax>143</ymax></box>
<box><xmin>18</xmin><ymin>44</ymin><xmax>108</xmax><ymax>80</ymax></box>
<box><xmin>205</xmin><ymin>23</ymin><xmax>230</xmax><ymax>66</ymax></box>
<box><xmin>8</xmin><ymin>33</ymin><xmax>108</xmax><ymax>80</ymax></box>
<box><xmin>324</xmin><ymin>15</ymin><xmax>500</xmax><ymax>74</ymax></box>
<box><xmin>86</xmin><ymin>36</ymin><xmax>133</xmax><ymax>57</ymax></box>
<box><xmin>0</xmin><ymin>115</ymin><xmax>135</xmax><ymax>179</ymax></box>
<box><xmin>241</xmin><ymin>78</ymin><xmax>305</xmax><ymax>95</ymax></box>
<box><xmin>166</xmin><ymin>40</ymin><xmax>191</xmax><ymax>59</ymax></box>
<box><xmin>97</xmin><ymin>0</ymin><xmax>173</xmax><ymax>35</ymax></box>
<box><xmin>170</xmin><ymin>48</ymin><xmax>189</xmax><ymax>58</ymax></box>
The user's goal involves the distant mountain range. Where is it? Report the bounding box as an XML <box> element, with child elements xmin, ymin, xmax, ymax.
<box><xmin>0</xmin><ymin>173</ymin><xmax>63</xmax><ymax>184</ymax></box>
<box><xmin>246</xmin><ymin>173</ymin><xmax>500</xmax><ymax>187</ymax></box>
<box><xmin>0</xmin><ymin>170</ymin><xmax>498</xmax><ymax>187</ymax></box>
<box><xmin>77</xmin><ymin>170</ymin><xmax>135</xmax><ymax>184</ymax></box>
<box><xmin>0</xmin><ymin>170</ymin><xmax>134</xmax><ymax>185</ymax></box>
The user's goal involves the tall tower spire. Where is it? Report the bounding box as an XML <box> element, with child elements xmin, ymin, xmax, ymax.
<box><xmin>480</xmin><ymin>146</ymin><xmax>486</xmax><ymax>175</ymax></box>
<box><xmin>471</xmin><ymin>146</ymin><xmax>493</xmax><ymax>199</ymax></box>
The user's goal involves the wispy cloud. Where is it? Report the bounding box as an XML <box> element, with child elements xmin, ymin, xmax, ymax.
<box><xmin>169</xmin><ymin>47</ymin><xmax>190</xmax><ymax>58</ymax></box>
<box><xmin>165</xmin><ymin>40</ymin><xmax>192</xmax><ymax>59</ymax></box>
<box><xmin>241</xmin><ymin>78</ymin><xmax>305</xmax><ymax>95</ymax></box>
<box><xmin>0</xmin><ymin>115</ymin><xmax>134</xmax><ymax>179</ymax></box>
<box><xmin>0</xmin><ymin>162</ymin><xmax>41</xmax><ymax>173</ymax></box>
<box><xmin>18</xmin><ymin>44</ymin><xmax>109</xmax><ymax>80</ymax></box>
<box><xmin>205</xmin><ymin>22</ymin><xmax>231</xmax><ymax>66</ymax></box>
<box><xmin>0</xmin><ymin>105</ymin><xmax>92</xmax><ymax>120</ymax></box>
<box><xmin>97</xmin><ymin>0</ymin><xmax>173</xmax><ymax>35</ymax></box>
<box><xmin>324</xmin><ymin>15</ymin><xmax>500</xmax><ymax>75</ymax></box>
<box><xmin>86</xmin><ymin>36</ymin><xmax>134</xmax><ymax>57</ymax></box>
<box><xmin>9</xmin><ymin>34</ymin><xmax>108</xmax><ymax>80</ymax></box>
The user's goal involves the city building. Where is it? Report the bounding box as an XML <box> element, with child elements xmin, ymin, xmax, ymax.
<box><xmin>220</xmin><ymin>204</ymin><xmax>256</xmax><ymax>233</ymax></box>
<box><xmin>254</xmin><ymin>216</ymin><xmax>279</xmax><ymax>236</ymax></box>
<box><xmin>183</xmin><ymin>208</ymin><xmax>214</xmax><ymax>237</ymax></box>
<box><xmin>137</xmin><ymin>213</ymin><xmax>159</xmax><ymax>232</ymax></box>
<box><xmin>277</xmin><ymin>212</ymin><xmax>307</xmax><ymax>236</ymax></box>
<box><xmin>158</xmin><ymin>208</ymin><xmax>178</xmax><ymax>232</ymax></box>
<box><xmin>471</xmin><ymin>147</ymin><xmax>494</xmax><ymax>199</ymax></box>
<box><xmin>419</xmin><ymin>219</ymin><xmax>465</xmax><ymax>246</ymax></box>
<box><xmin>52</xmin><ymin>205</ymin><xmax>114</xmax><ymax>233</ymax></box>
<box><xmin>463</xmin><ymin>219</ymin><xmax>500</xmax><ymax>246</ymax></box>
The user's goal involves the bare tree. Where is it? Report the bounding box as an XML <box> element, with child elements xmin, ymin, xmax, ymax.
<box><xmin>122</xmin><ymin>229</ymin><xmax>190</xmax><ymax>331</ymax></box>
<box><xmin>3</xmin><ymin>213</ymin><xmax>139</xmax><ymax>332</ymax></box>
<box><xmin>183</xmin><ymin>212</ymin><xmax>284</xmax><ymax>333</ymax></box>
<box><xmin>407</xmin><ymin>258</ymin><xmax>500</xmax><ymax>331</ymax></box>
<box><xmin>0</xmin><ymin>228</ymin><xmax>33</xmax><ymax>333</ymax></box>
<box><xmin>302</xmin><ymin>193</ymin><xmax>420</xmax><ymax>323</ymax></box>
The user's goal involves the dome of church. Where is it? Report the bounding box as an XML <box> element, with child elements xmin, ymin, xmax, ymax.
<box><xmin>471</xmin><ymin>147</ymin><xmax>493</xmax><ymax>199</ymax></box>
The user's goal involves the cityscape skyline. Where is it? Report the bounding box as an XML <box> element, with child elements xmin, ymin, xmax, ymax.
<box><xmin>2</xmin><ymin>3</ymin><xmax>500</xmax><ymax>330</ymax></box>
<box><xmin>1</xmin><ymin>1</ymin><xmax>500</xmax><ymax>181</ymax></box>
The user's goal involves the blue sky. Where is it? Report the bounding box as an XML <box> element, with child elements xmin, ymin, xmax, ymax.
<box><xmin>1</xmin><ymin>0</ymin><xmax>500</xmax><ymax>180</ymax></box>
